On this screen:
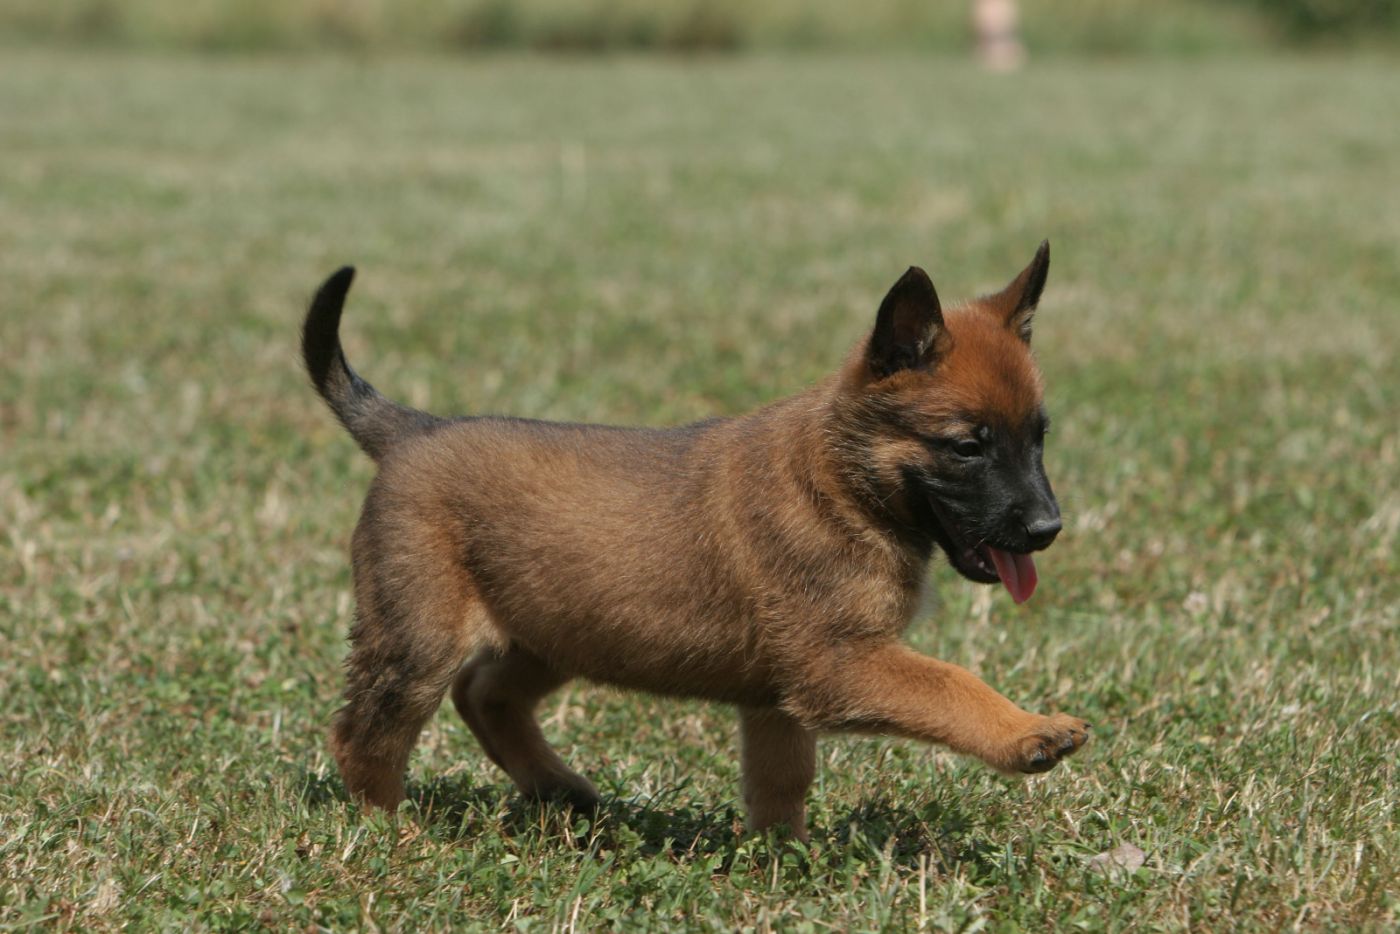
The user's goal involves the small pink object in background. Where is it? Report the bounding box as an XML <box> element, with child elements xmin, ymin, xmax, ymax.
<box><xmin>974</xmin><ymin>0</ymin><xmax>1026</xmax><ymax>71</ymax></box>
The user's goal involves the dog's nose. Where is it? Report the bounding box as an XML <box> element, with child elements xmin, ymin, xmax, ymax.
<box><xmin>1023</xmin><ymin>515</ymin><xmax>1062</xmax><ymax>551</ymax></box>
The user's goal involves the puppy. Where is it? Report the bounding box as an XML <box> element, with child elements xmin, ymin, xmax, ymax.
<box><xmin>302</xmin><ymin>242</ymin><xmax>1088</xmax><ymax>839</ymax></box>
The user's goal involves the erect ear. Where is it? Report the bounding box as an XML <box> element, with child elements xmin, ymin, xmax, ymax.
<box><xmin>986</xmin><ymin>239</ymin><xmax>1050</xmax><ymax>344</ymax></box>
<box><xmin>867</xmin><ymin>266</ymin><xmax>945</xmax><ymax>379</ymax></box>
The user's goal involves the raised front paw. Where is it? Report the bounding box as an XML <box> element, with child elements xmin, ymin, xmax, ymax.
<box><xmin>1010</xmin><ymin>713</ymin><xmax>1091</xmax><ymax>774</ymax></box>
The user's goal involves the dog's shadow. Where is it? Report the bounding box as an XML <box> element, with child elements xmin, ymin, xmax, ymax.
<box><xmin>823</xmin><ymin>796</ymin><xmax>1002</xmax><ymax>875</ymax></box>
<box><xmin>299</xmin><ymin>770</ymin><xmax>998</xmax><ymax>875</ymax></box>
<box><xmin>406</xmin><ymin>773</ymin><xmax>744</xmax><ymax>857</ymax></box>
<box><xmin>307</xmin><ymin>774</ymin><xmax>1000</xmax><ymax>876</ymax></box>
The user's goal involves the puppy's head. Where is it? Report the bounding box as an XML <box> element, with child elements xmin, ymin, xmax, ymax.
<box><xmin>837</xmin><ymin>242</ymin><xmax>1059</xmax><ymax>603</ymax></box>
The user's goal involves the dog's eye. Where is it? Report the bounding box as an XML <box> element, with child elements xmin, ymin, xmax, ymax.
<box><xmin>952</xmin><ymin>439</ymin><xmax>983</xmax><ymax>459</ymax></box>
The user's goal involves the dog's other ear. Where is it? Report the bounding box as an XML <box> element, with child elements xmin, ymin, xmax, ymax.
<box><xmin>986</xmin><ymin>240</ymin><xmax>1050</xmax><ymax>344</ymax></box>
<box><xmin>868</xmin><ymin>266</ymin><xmax>944</xmax><ymax>379</ymax></box>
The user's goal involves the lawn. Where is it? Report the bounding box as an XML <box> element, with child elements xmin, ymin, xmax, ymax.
<box><xmin>1</xmin><ymin>48</ymin><xmax>1397</xmax><ymax>930</ymax></box>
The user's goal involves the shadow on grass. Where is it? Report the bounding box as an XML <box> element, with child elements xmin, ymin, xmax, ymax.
<box><xmin>383</xmin><ymin>771</ymin><xmax>999</xmax><ymax>877</ymax></box>
<box><xmin>827</xmin><ymin>797</ymin><xmax>1001</xmax><ymax>877</ymax></box>
<box><xmin>298</xmin><ymin>769</ymin><xmax>346</xmax><ymax>810</ymax></box>
<box><xmin>406</xmin><ymin>771</ymin><xmax>746</xmax><ymax>856</ymax></box>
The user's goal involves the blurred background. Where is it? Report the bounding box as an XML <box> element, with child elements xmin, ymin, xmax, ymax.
<box><xmin>2</xmin><ymin>1</ymin><xmax>1397</xmax><ymax>930</ymax></box>
<box><xmin>3</xmin><ymin>0</ymin><xmax>1399</xmax><ymax>53</ymax></box>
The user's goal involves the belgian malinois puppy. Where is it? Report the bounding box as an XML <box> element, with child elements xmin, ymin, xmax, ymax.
<box><xmin>303</xmin><ymin>242</ymin><xmax>1088</xmax><ymax>839</ymax></box>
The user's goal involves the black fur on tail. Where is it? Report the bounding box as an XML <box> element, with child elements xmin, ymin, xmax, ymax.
<box><xmin>301</xmin><ymin>267</ymin><xmax>446</xmax><ymax>461</ymax></box>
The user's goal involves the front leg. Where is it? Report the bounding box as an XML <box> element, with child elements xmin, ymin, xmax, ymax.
<box><xmin>788</xmin><ymin>642</ymin><xmax>1089</xmax><ymax>774</ymax></box>
<box><xmin>739</xmin><ymin>706</ymin><xmax>816</xmax><ymax>841</ymax></box>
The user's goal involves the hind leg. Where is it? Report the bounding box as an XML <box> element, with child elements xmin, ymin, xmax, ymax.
<box><xmin>329</xmin><ymin>614</ymin><xmax>480</xmax><ymax>809</ymax></box>
<box><xmin>451</xmin><ymin>644</ymin><xmax>599</xmax><ymax>809</ymax></box>
<box><xmin>329</xmin><ymin>515</ymin><xmax>487</xmax><ymax>810</ymax></box>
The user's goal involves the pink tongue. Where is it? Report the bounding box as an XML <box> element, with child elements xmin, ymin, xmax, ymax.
<box><xmin>987</xmin><ymin>547</ymin><xmax>1038</xmax><ymax>604</ymax></box>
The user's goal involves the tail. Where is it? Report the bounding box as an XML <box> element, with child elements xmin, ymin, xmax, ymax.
<box><xmin>301</xmin><ymin>267</ymin><xmax>446</xmax><ymax>461</ymax></box>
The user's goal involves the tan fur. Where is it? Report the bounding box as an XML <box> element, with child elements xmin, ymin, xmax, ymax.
<box><xmin>314</xmin><ymin>250</ymin><xmax>1088</xmax><ymax>839</ymax></box>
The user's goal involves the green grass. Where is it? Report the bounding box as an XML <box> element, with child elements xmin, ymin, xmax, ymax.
<box><xmin>2</xmin><ymin>48</ymin><xmax>1398</xmax><ymax>930</ymax></box>
<box><xmin>0</xmin><ymin>0</ymin><xmax>1280</xmax><ymax>55</ymax></box>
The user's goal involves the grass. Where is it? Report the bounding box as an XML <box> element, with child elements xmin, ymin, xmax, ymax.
<box><xmin>0</xmin><ymin>0</ymin><xmax>1281</xmax><ymax>55</ymax></box>
<box><xmin>2</xmin><ymin>47</ymin><xmax>1398</xmax><ymax>930</ymax></box>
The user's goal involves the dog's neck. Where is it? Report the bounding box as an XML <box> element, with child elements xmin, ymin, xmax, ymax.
<box><xmin>743</xmin><ymin>379</ymin><xmax>934</xmax><ymax>577</ymax></box>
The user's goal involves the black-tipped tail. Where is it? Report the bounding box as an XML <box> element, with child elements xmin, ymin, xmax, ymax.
<box><xmin>303</xmin><ymin>266</ymin><xmax>357</xmax><ymax>397</ymax></box>
<box><xmin>301</xmin><ymin>267</ymin><xmax>445</xmax><ymax>462</ymax></box>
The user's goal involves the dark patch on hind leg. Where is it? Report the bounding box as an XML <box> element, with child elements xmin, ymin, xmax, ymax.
<box><xmin>330</xmin><ymin>626</ymin><xmax>480</xmax><ymax>810</ymax></box>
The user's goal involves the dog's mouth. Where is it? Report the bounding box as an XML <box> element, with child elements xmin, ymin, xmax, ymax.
<box><xmin>960</xmin><ymin>543</ymin><xmax>1038</xmax><ymax>605</ymax></box>
<box><xmin>928</xmin><ymin>502</ymin><xmax>1040</xmax><ymax>605</ymax></box>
